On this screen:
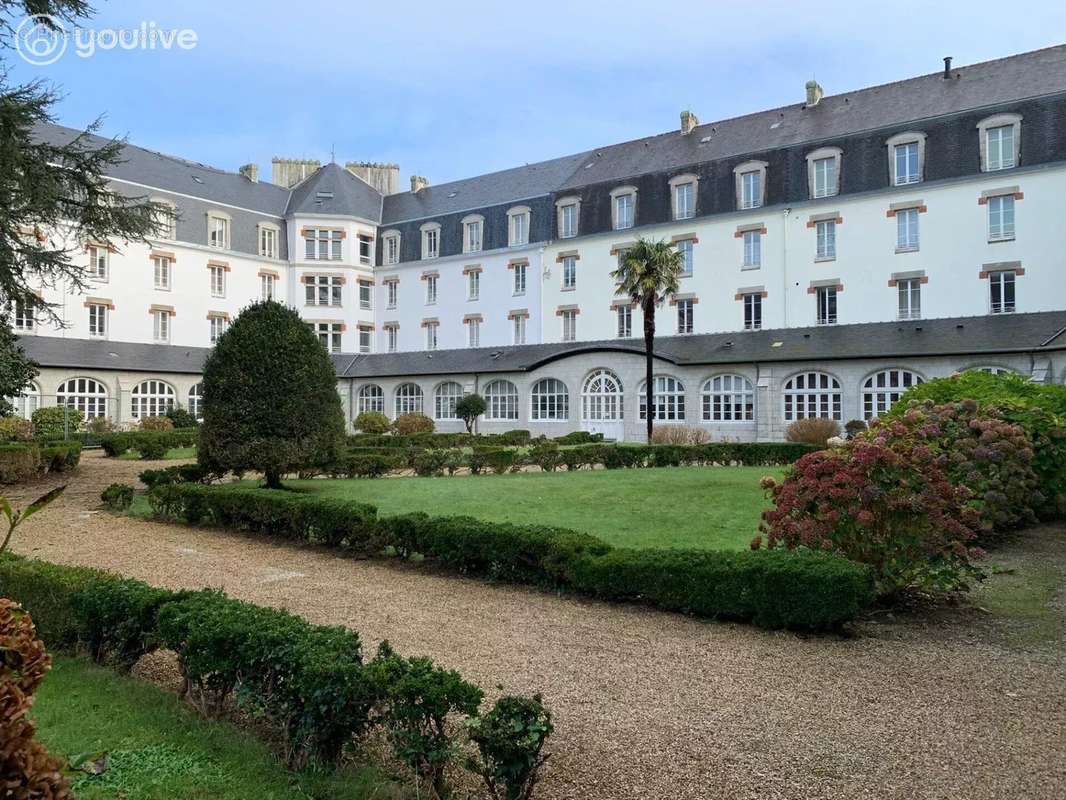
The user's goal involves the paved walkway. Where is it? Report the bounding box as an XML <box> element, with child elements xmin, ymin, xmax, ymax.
<box><xmin>6</xmin><ymin>452</ymin><xmax>1066</xmax><ymax>800</ymax></box>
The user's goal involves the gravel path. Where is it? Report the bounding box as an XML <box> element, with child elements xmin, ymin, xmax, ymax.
<box><xmin>6</xmin><ymin>453</ymin><xmax>1066</xmax><ymax>800</ymax></box>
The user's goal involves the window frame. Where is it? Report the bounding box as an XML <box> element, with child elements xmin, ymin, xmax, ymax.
<box><xmin>153</xmin><ymin>255</ymin><xmax>172</xmax><ymax>290</ymax></box>
<box><xmin>561</xmin><ymin>309</ymin><xmax>577</xmax><ymax>342</ymax></box>
<box><xmin>394</xmin><ymin>383</ymin><xmax>424</xmax><ymax>416</ymax></box>
<box><xmin>896</xmin><ymin>207</ymin><xmax>920</xmax><ymax>252</ymax></box>
<box><xmin>152</xmin><ymin>309</ymin><xmax>171</xmax><ymax>342</ymax></box>
<box><xmin>420</xmin><ymin>223</ymin><xmax>441</xmax><ymax>260</ymax></box>
<box><xmin>507</xmin><ymin>206</ymin><xmax>531</xmax><ymax>247</ymax></box>
<box><xmin>734</xmin><ymin>161</ymin><xmax>768</xmax><ymax>210</ymax></box>
<box><xmin>87</xmin><ymin>302</ymin><xmax>107</xmax><ymax>338</ymax></box>
<box><xmin>57</xmin><ymin>376</ymin><xmax>109</xmax><ymax>420</ymax></box>
<box><xmin>989</xmin><ymin>270</ymin><xmax>1017</xmax><ymax>314</ymax></box>
<box><xmin>581</xmin><ymin>369</ymin><xmax>624</xmax><ymax>422</ymax></box>
<box><xmin>87</xmin><ymin>244</ymin><xmax>109</xmax><ymax>281</ymax></box>
<box><xmin>862</xmin><ymin>368</ymin><xmax>923</xmax><ymax>420</ymax></box>
<box><xmin>530</xmin><ymin>378</ymin><xmax>569</xmax><ymax>421</ymax></box>
<box><xmin>357</xmin><ymin>383</ymin><xmax>385</xmax><ymax>414</ymax></box>
<box><xmin>434</xmin><ymin>381</ymin><xmax>464</xmax><ymax>420</ymax></box>
<box><xmin>676</xmin><ymin>297</ymin><xmax>694</xmax><ymax>334</ymax></box>
<box><xmin>701</xmin><ymin>374</ymin><xmax>754</xmax><ymax>422</ymax></box>
<box><xmin>886</xmin><ymin>132</ymin><xmax>926</xmax><ymax>186</ymax></box>
<box><xmin>638</xmin><ymin>375</ymin><xmax>686</xmax><ymax>422</ymax></box>
<box><xmin>305</xmin><ymin>274</ymin><xmax>343</xmax><ymax>307</ymax></box>
<box><xmin>616</xmin><ymin>304</ymin><xmax>632</xmax><ymax>339</ymax></box>
<box><xmin>382</xmin><ymin>231</ymin><xmax>401</xmax><ymax>265</ymax></box>
<box><xmin>816</xmin><ymin>285</ymin><xmax>838</xmax><ymax>325</ymax></box>
<box><xmin>462</xmin><ymin>215</ymin><xmax>484</xmax><ymax>254</ymax></box>
<box><xmin>978</xmin><ymin>114</ymin><xmax>1022</xmax><ymax>172</ymax></box>
<box><xmin>987</xmin><ymin>194</ymin><xmax>1016</xmax><ymax>242</ymax></box>
<box><xmin>897</xmin><ymin>277</ymin><xmax>922</xmax><ymax>320</ymax></box>
<box><xmin>806</xmin><ymin>147</ymin><xmax>842</xmax><ymax>199</ymax></box>
<box><xmin>742</xmin><ymin>230</ymin><xmax>761</xmax><ymax>268</ymax></box>
<box><xmin>610</xmin><ymin>186</ymin><xmax>636</xmax><ymax>230</ymax></box>
<box><xmin>743</xmin><ymin>293</ymin><xmax>762</xmax><ymax>331</ymax></box>
<box><xmin>782</xmin><ymin>371</ymin><xmax>842</xmax><ymax>422</ymax></box>
<box><xmin>484</xmin><ymin>379</ymin><xmax>520</xmax><ymax>421</ymax></box>
<box><xmin>207</xmin><ymin>212</ymin><xmax>231</xmax><ymax>250</ymax></box>
<box><xmin>669</xmin><ymin>174</ymin><xmax>697</xmax><ymax>220</ymax></box>
<box><xmin>556</xmin><ymin>198</ymin><xmax>580</xmax><ymax>239</ymax></box>
<box><xmin>815</xmin><ymin>220</ymin><xmax>837</xmax><ymax>260</ymax></box>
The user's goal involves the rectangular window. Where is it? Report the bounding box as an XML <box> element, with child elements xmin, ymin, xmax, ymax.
<box><xmin>513</xmin><ymin>315</ymin><xmax>526</xmax><ymax>345</ymax></box>
<box><xmin>358</xmin><ymin>326</ymin><xmax>372</xmax><ymax>353</ymax></box>
<box><xmin>386</xmin><ymin>281</ymin><xmax>398</xmax><ymax>309</ymax></box>
<box><xmin>560</xmin><ymin>204</ymin><xmax>577</xmax><ymax>238</ymax></box>
<box><xmin>988</xmin><ymin>195</ymin><xmax>1016</xmax><ymax>241</ymax></box>
<box><xmin>468</xmin><ymin>319</ymin><xmax>480</xmax><ymax>347</ymax></box>
<box><xmin>743</xmin><ymin>230</ymin><xmax>761</xmax><ymax>267</ymax></box>
<box><xmin>386</xmin><ymin>326</ymin><xmax>398</xmax><ymax>353</ymax></box>
<box><xmin>468</xmin><ymin>270</ymin><xmax>480</xmax><ymax>300</ymax></box>
<box><xmin>513</xmin><ymin>263</ymin><xmax>527</xmax><ymax>295</ymax></box>
<box><xmin>209</xmin><ymin>315</ymin><xmax>227</xmax><ymax>344</ymax></box>
<box><xmin>896</xmin><ymin>208</ymin><xmax>919</xmax><ymax>251</ymax></box>
<box><xmin>153</xmin><ymin>256</ymin><xmax>171</xmax><ymax>290</ymax></box>
<box><xmin>259</xmin><ymin>227</ymin><xmax>278</xmax><ymax>258</ymax></box>
<box><xmin>310</xmin><ymin>322</ymin><xmax>342</xmax><ymax>353</ymax></box>
<box><xmin>674</xmin><ymin>182</ymin><xmax>695</xmax><ymax>220</ymax></box>
<box><xmin>153</xmin><ymin>310</ymin><xmax>170</xmax><ymax>342</ymax></box>
<box><xmin>816</xmin><ymin>286</ymin><xmax>838</xmax><ymax>325</ymax></box>
<box><xmin>155</xmin><ymin>207</ymin><xmax>176</xmax><ymax>240</ymax></box>
<box><xmin>813</xmin><ymin>157</ymin><xmax>837</xmax><ymax>198</ymax></box>
<box><xmin>306</xmin><ymin>275</ymin><xmax>343</xmax><ymax>307</ymax></box>
<box><xmin>989</xmin><ymin>270</ymin><xmax>1016</xmax><ymax>314</ymax></box>
<box><xmin>894</xmin><ymin>143</ymin><xmax>920</xmax><ymax>185</ymax></box>
<box><xmin>614</xmin><ymin>194</ymin><xmax>634</xmax><ymax>230</ymax></box>
<box><xmin>425</xmin><ymin>275</ymin><xmax>438</xmax><ymax>304</ymax></box>
<box><xmin>384</xmin><ymin>235</ymin><xmax>399</xmax><ymax>265</ymax></box>
<box><xmin>464</xmin><ymin>221</ymin><xmax>482</xmax><ymax>253</ymax></box>
<box><xmin>208</xmin><ymin>216</ymin><xmax>228</xmax><ymax>249</ymax></box>
<box><xmin>816</xmin><ymin>220</ymin><xmax>836</xmax><ymax>259</ymax></box>
<box><xmin>358</xmin><ymin>235</ymin><xmax>372</xmax><ymax>265</ymax></box>
<box><xmin>11</xmin><ymin>295</ymin><xmax>34</xmax><ymax>331</ymax></box>
<box><xmin>88</xmin><ymin>303</ymin><xmax>107</xmax><ymax>338</ymax></box>
<box><xmin>741</xmin><ymin>171</ymin><xmax>761</xmax><ymax>209</ymax></box>
<box><xmin>305</xmin><ymin>229</ymin><xmax>343</xmax><ymax>261</ymax></box>
<box><xmin>561</xmin><ymin>310</ymin><xmax>577</xmax><ymax>342</ymax></box>
<box><xmin>425</xmin><ymin>322</ymin><xmax>438</xmax><ymax>350</ymax></box>
<box><xmin>359</xmin><ymin>280</ymin><xmax>372</xmax><ymax>310</ymax></box>
<box><xmin>423</xmin><ymin>228</ymin><xmax>439</xmax><ymax>259</ymax></box>
<box><xmin>260</xmin><ymin>274</ymin><xmax>275</xmax><ymax>301</ymax></box>
<box><xmin>676</xmin><ymin>298</ymin><xmax>694</xmax><ymax>334</ymax></box>
<box><xmin>509</xmin><ymin>212</ymin><xmax>529</xmax><ymax>246</ymax></box>
<box><xmin>677</xmin><ymin>240</ymin><xmax>693</xmax><ymax>276</ymax></box>
<box><xmin>87</xmin><ymin>245</ymin><xmax>108</xmax><ymax>280</ymax></box>
<box><xmin>561</xmin><ymin>256</ymin><xmax>576</xmax><ymax>289</ymax></box>
<box><xmin>744</xmin><ymin>293</ymin><xmax>762</xmax><ymax>330</ymax></box>
<box><xmin>209</xmin><ymin>266</ymin><xmax>225</xmax><ymax>298</ymax></box>
<box><xmin>898</xmin><ymin>278</ymin><xmax>921</xmax><ymax>320</ymax></box>
<box><xmin>987</xmin><ymin>125</ymin><xmax>1015</xmax><ymax>171</ymax></box>
<box><xmin>616</xmin><ymin>305</ymin><xmax>632</xmax><ymax>338</ymax></box>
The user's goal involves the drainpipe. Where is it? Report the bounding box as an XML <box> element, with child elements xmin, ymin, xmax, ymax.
<box><xmin>781</xmin><ymin>207</ymin><xmax>791</xmax><ymax>328</ymax></box>
<box><xmin>753</xmin><ymin>361</ymin><xmax>760</xmax><ymax>442</ymax></box>
<box><xmin>473</xmin><ymin>373</ymin><xmax>480</xmax><ymax>434</ymax></box>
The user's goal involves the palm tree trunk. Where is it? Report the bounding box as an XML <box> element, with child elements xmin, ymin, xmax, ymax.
<box><xmin>643</xmin><ymin>296</ymin><xmax>656</xmax><ymax>443</ymax></box>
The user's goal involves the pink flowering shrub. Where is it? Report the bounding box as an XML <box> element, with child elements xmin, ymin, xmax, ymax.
<box><xmin>866</xmin><ymin>400</ymin><xmax>1042</xmax><ymax>542</ymax></box>
<box><xmin>759</xmin><ymin>439</ymin><xmax>983</xmax><ymax>596</ymax></box>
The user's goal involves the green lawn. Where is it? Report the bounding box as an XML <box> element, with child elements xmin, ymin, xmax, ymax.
<box><xmin>119</xmin><ymin>446</ymin><xmax>197</xmax><ymax>461</ymax></box>
<box><xmin>290</xmin><ymin>466</ymin><xmax>780</xmax><ymax>550</ymax></box>
<box><xmin>33</xmin><ymin>656</ymin><xmax>402</xmax><ymax>800</ymax></box>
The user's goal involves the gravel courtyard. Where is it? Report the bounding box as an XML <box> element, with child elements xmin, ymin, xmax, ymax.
<box><xmin>6</xmin><ymin>452</ymin><xmax>1066</xmax><ymax>800</ymax></box>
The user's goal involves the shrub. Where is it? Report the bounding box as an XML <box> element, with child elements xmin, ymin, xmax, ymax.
<box><xmin>198</xmin><ymin>301</ymin><xmax>346</xmax><ymax>489</ymax></box>
<box><xmin>411</xmin><ymin>449</ymin><xmax>448</xmax><ymax>477</ymax></box>
<box><xmin>760</xmin><ymin>440</ymin><xmax>983</xmax><ymax>596</ymax></box>
<box><xmin>553</xmin><ymin>431</ymin><xmax>603</xmax><ymax>445</ymax></box>
<box><xmin>31</xmin><ymin>406</ymin><xmax>83</xmax><ymax>440</ymax></box>
<box><xmin>0</xmin><ymin>443</ymin><xmax>41</xmax><ymax>483</ymax></box>
<box><xmin>467</xmin><ymin>694</ymin><xmax>553</xmax><ymax>800</ymax></box>
<box><xmin>486</xmin><ymin>448</ymin><xmax>517</xmax><ymax>475</ymax></box>
<box><xmin>139</xmin><ymin>415</ymin><xmax>174</xmax><ymax>431</ymax></box>
<box><xmin>139</xmin><ymin>463</ymin><xmax>210</xmax><ymax>490</ymax></box>
<box><xmin>135</xmin><ymin>433</ymin><xmax>169</xmax><ymax>460</ymax></box>
<box><xmin>650</xmin><ymin>425</ymin><xmax>710</xmax><ymax>445</ymax></box>
<box><xmin>100</xmin><ymin>432</ymin><xmax>131</xmax><ymax>456</ymax></box>
<box><xmin>495</xmin><ymin>429</ymin><xmax>531</xmax><ymax>446</ymax></box>
<box><xmin>393</xmin><ymin>412</ymin><xmax>435</xmax><ymax>436</ymax></box>
<box><xmin>528</xmin><ymin>439</ymin><xmax>562</xmax><ymax>472</ymax></box>
<box><xmin>70</xmin><ymin>576</ymin><xmax>175</xmax><ymax>669</ymax></box>
<box><xmin>101</xmin><ymin>482</ymin><xmax>135</xmax><ymax>511</ymax></box>
<box><xmin>785</xmin><ymin>417</ymin><xmax>841</xmax><ymax>448</ymax></box>
<box><xmin>38</xmin><ymin>442</ymin><xmax>81</xmax><ymax>473</ymax></box>
<box><xmin>844</xmin><ymin>419</ymin><xmax>867</xmax><ymax>439</ymax></box>
<box><xmin>165</xmin><ymin>405</ymin><xmax>199</xmax><ymax>430</ymax></box>
<box><xmin>354</xmin><ymin>410</ymin><xmax>391</xmax><ymax>434</ymax></box>
<box><xmin>0</xmin><ymin>600</ymin><xmax>74</xmax><ymax>799</ymax></box>
<box><xmin>454</xmin><ymin>394</ymin><xmax>486</xmax><ymax>434</ymax></box>
<box><xmin>0</xmin><ymin>415</ymin><xmax>34</xmax><ymax>442</ymax></box>
<box><xmin>342</xmin><ymin>452</ymin><xmax>401</xmax><ymax>479</ymax></box>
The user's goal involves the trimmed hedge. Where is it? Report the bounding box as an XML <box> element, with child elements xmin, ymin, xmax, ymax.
<box><xmin>0</xmin><ymin>441</ymin><xmax>81</xmax><ymax>483</ymax></box>
<box><xmin>148</xmin><ymin>483</ymin><xmax>873</xmax><ymax>629</ymax></box>
<box><xmin>100</xmin><ymin>428</ymin><xmax>199</xmax><ymax>458</ymax></box>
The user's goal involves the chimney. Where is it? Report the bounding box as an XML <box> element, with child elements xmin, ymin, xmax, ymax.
<box><xmin>680</xmin><ymin>110</ymin><xmax>699</xmax><ymax>135</ymax></box>
<box><xmin>805</xmin><ymin>80</ymin><xmax>824</xmax><ymax>108</ymax></box>
<box><xmin>410</xmin><ymin>175</ymin><xmax>429</xmax><ymax>193</ymax></box>
<box><xmin>271</xmin><ymin>157</ymin><xmax>321</xmax><ymax>188</ymax></box>
<box><xmin>239</xmin><ymin>163</ymin><xmax>259</xmax><ymax>183</ymax></box>
<box><xmin>346</xmin><ymin>161</ymin><xmax>401</xmax><ymax>194</ymax></box>
<box><xmin>943</xmin><ymin>56</ymin><xmax>953</xmax><ymax>79</ymax></box>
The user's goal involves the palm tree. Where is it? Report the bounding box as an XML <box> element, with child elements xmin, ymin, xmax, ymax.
<box><xmin>611</xmin><ymin>237</ymin><xmax>685</xmax><ymax>442</ymax></box>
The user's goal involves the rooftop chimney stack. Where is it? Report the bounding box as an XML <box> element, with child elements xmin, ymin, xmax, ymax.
<box><xmin>271</xmin><ymin>157</ymin><xmax>320</xmax><ymax>188</ymax></box>
<box><xmin>804</xmin><ymin>80</ymin><xmax>824</xmax><ymax>108</ymax></box>
<box><xmin>680</xmin><ymin>110</ymin><xmax>699</xmax><ymax>135</ymax></box>
<box><xmin>943</xmin><ymin>56</ymin><xmax>953</xmax><ymax>78</ymax></box>
<box><xmin>410</xmin><ymin>175</ymin><xmax>429</xmax><ymax>193</ymax></box>
<box><xmin>239</xmin><ymin>163</ymin><xmax>259</xmax><ymax>183</ymax></box>
<box><xmin>346</xmin><ymin>161</ymin><xmax>400</xmax><ymax>194</ymax></box>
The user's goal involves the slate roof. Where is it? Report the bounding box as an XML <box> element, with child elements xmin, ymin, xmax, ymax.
<box><xmin>285</xmin><ymin>163</ymin><xmax>383</xmax><ymax>222</ymax></box>
<box><xmin>20</xmin><ymin>311</ymin><xmax>1066</xmax><ymax>379</ymax></box>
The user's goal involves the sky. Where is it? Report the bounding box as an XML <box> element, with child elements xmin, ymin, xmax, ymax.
<box><xmin>6</xmin><ymin>0</ymin><xmax>1066</xmax><ymax>188</ymax></box>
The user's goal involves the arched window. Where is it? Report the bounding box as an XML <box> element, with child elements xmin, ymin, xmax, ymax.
<box><xmin>862</xmin><ymin>369</ymin><xmax>923</xmax><ymax>419</ymax></box>
<box><xmin>188</xmin><ymin>383</ymin><xmax>204</xmax><ymax>421</ymax></box>
<box><xmin>56</xmin><ymin>377</ymin><xmax>109</xmax><ymax>419</ymax></box>
<box><xmin>530</xmin><ymin>378</ymin><xmax>569</xmax><ymax>421</ymax></box>
<box><xmin>484</xmin><ymin>379</ymin><xmax>519</xmax><ymax>421</ymax></box>
<box><xmin>434</xmin><ymin>382</ymin><xmax>464</xmax><ymax>420</ymax></box>
<box><xmin>969</xmin><ymin>365</ymin><xmax>1016</xmax><ymax>376</ymax></box>
<box><xmin>4</xmin><ymin>382</ymin><xmax>40</xmax><ymax>419</ymax></box>
<box><xmin>131</xmin><ymin>379</ymin><xmax>176</xmax><ymax>419</ymax></box>
<box><xmin>638</xmin><ymin>376</ymin><xmax>686</xmax><ymax>421</ymax></box>
<box><xmin>394</xmin><ymin>383</ymin><xmax>424</xmax><ymax>416</ymax></box>
<box><xmin>783</xmin><ymin>372</ymin><xmax>841</xmax><ymax>421</ymax></box>
<box><xmin>582</xmin><ymin>370</ymin><xmax>623</xmax><ymax>421</ymax></box>
<box><xmin>702</xmin><ymin>375</ymin><xmax>754</xmax><ymax>422</ymax></box>
<box><xmin>357</xmin><ymin>384</ymin><xmax>384</xmax><ymax>414</ymax></box>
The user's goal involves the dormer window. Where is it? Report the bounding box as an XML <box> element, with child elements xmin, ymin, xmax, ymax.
<box><xmin>666</xmin><ymin>174</ymin><xmax>697</xmax><ymax>220</ymax></box>
<box><xmin>383</xmin><ymin>230</ymin><xmax>401</xmax><ymax>265</ymax></box>
<box><xmin>257</xmin><ymin>223</ymin><xmax>280</xmax><ymax>258</ymax></box>
<box><xmin>733</xmin><ymin>161</ymin><xmax>767</xmax><ymax>210</ymax></box>
<box><xmin>462</xmin><ymin>215</ymin><xmax>484</xmax><ymax>253</ymax></box>
<box><xmin>151</xmin><ymin>198</ymin><xmax>177</xmax><ymax>240</ymax></box>
<box><xmin>207</xmin><ymin>212</ymin><xmax>230</xmax><ymax>249</ymax></box>
<box><xmin>806</xmin><ymin>148</ymin><xmax>842</xmax><ymax>199</ymax></box>
<box><xmin>556</xmin><ymin>197</ymin><xmax>580</xmax><ymax>238</ymax></box>
<box><xmin>507</xmin><ymin>206</ymin><xmax>530</xmax><ymax>246</ymax></box>
<box><xmin>420</xmin><ymin>222</ymin><xmax>441</xmax><ymax>259</ymax></box>
<box><xmin>978</xmin><ymin>114</ymin><xmax>1022</xmax><ymax>172</ymax></box>
<box><xmin>886</xmin><ymin>132</ymin><xmax>926</xmax><ymax>185</ymax></box>
<box><xmin>610</xmin><ymin>187</ymin><xmax>636</xmax><ymax>230</ymax></box>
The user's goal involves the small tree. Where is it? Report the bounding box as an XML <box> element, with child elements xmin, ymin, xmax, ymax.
<box><xmin>198</xmin><ymin>302</ymin><xmax>345</xmax><ymax>489</ymax></box>
<box><xmin>455</xmin><ymin>393</ymin><xmax>486</xmax><ymax>434</ymax></box>
<box><xmin>611</xmin><ymin>238</ymin><xmax>684</xmax><ymax>442</ymax></box>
